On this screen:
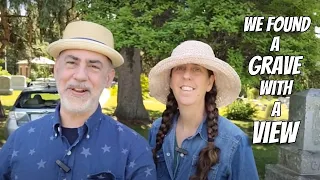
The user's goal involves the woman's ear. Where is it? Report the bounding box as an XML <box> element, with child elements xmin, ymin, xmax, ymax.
<box><xmin>207</xmin><ymin>74</ymin><xmax>215</xmax><ymax>92</ymax></box>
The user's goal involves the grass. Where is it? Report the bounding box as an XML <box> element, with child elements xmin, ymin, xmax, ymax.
<box><xmin>232</xmin><ymin>119</ymin><xmax>278</xmax><ymax>180</ymax></box>
<box><xmin>0</xmin><ymin>90</ymin><xmax>280</xmax><ymax>179</ymax></box>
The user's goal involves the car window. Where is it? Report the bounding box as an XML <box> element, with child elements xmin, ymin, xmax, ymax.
<box><xmin>16</xmin><ymin>91</ymin><xmax>60</xmax><ymax>109</ymax></box>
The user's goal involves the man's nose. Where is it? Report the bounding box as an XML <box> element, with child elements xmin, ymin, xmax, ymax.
<box><xmin>73</xmin><ymin>66</ymin><xmax>89</xmax><ymax>82</ymax></box>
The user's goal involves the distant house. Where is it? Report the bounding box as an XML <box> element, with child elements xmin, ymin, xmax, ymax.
<box><xmin>16</xmin><ymin>57</ymin><xmax>55</xmax><ymax>77</ymax></box>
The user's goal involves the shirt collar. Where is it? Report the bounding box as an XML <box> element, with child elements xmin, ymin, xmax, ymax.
<box><xmin>51</xmin><ymin>103</ymin><xmax>104</xmax><ymax>138</ymax></box>
<box><xmin>172</xmin><ymin>113</ymin><xmax>208</xmax><ymax>141</ymax></box>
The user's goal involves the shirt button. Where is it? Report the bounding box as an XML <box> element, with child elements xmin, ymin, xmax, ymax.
<box><xmin>180</xmin><ymin>153</ymin><xmax>184</xmax><ymax>157</ymax></box>
<box><xmin>67</xmin><ymin>151</ymin><xmax>71</xmax><ymax>156</ymax></box>
<box><xmin>157</xmin><ymin>155</ymin><xmax>160</xmax><ymax>158</ymax></box>
<box><xmin>86</xmin><ymin>134</ymin><xmax>90</xmax><ymax>139</ymax></box>
<box><xmin>166</xmin><ymin>153</ymin><xmax>170</xmax><ymax>156</ymax></box>
<box><xmin>54</xmin><ymin>133</ymin><xmax>57</xmax><ymax>137</ymax></box>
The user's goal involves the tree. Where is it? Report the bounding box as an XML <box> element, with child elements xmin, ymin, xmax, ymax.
<box><xmin>77</xmin><ymin>0</ymin><xmax>182</xmax><ymax>122</ymax></box>
<box><xmin>0</xmin><ymin>0</ymin><xmax>79</xmax><ymax>73</ymax></box>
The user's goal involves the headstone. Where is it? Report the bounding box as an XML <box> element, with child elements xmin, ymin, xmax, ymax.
<box><xmin>0</xmin><ymin>76</ymin><xmax>13</xmax><ymax>95</ymax></box>
<box><xmin>11</xmin><ymin>75</ymin><xmax>27</xmax><ymax>90</ymax></box>
<box><xmin>265</xmin><ymin>89</ymin><xmax>320</xmax><ymax>180</ymax></box>
<box><xmin>0</xmin><ymin>76</ymin><xmax>13</xmax><ymax>118</ymax></box>
<box><xmin>278</xmin><ymin>97</ymin><xmax>290</xmax><ymax>109</ymax></box>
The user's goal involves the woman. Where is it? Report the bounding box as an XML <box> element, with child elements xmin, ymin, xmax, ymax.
<box><xmin>148</xmin><ymin>40</ymin><xmax>258</xmax><ymax>180</ymax></box>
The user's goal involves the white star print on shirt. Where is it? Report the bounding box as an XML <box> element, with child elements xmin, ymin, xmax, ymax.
<box><xmin>12</xmin><ymin>150</ymin><xmax>18</xmax><ymax>158</ymax></box>
<box><xmin>97</xmin><ymin>175</ymin><xmax>105</xmax><ymax>179</ymax></box>
<box><xmin>29</xmin><ymin>149</ymin><xmax>35</xmax><ymax>155</ymax></box>
<box><xmin>28</xmin><ymin>127</ymin><xmax>35</xmax><ymax>134</ymax></box>
<box><xmin>37</xmin><ymin>159</ymin><xmax>46</xmax><ymax>169</ymax></box>
<box><xmin>15</xmin><ymin>175</ymin><xmax>18</xmax><ymax>179</ymax></box>
<box><xmin>102</xmin><ymin>145</ymin><xmax>111</xmax><ymax>153</ymax></box>
<box><xmin>81</xmin><ymin>147</ymin><xmax>92</xmax><ymax>158</ymax></box>
<box><xmin>117</xmin><ymin>126</ymin><xmax>123</xmax><ymax>132</ymax></box>
<box><xmin>129</xmin><ymin>161</ymin><xmax>136</xmax><ymax>168</ymax></box>
<box><xmin>121</xmin><ymin>148</ymin><xmax>128</xmax><ymax>154</ymax></box>
<box><xmin>116</xmin><ymin>122</ymin><xmax>123</xmax><ymax>126</ymax></box>
<box><xmin>50</xmin><ymin>136</ymin><xmax>54</xmax><ymax>141</ymax></box>
<box><xmin>145</xmin><ymin>167</ymin><xmax>153</xmax><ymax>177</ymax></box>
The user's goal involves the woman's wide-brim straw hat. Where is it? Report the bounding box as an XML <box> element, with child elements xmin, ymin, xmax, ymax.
<box><xmin>47</xmin><ymin>21</ymin><xmax>124</xmax><ymax>67</ymax></box>
<box><xmin>148</xmin><ymin>40</ymin><xmax>241</xmax><ymax>108</ymax></box>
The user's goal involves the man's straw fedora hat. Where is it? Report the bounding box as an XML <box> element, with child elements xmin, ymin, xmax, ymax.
<box><xmin>148</xmin><ymin>40</ymin><xmax>241</xmax><ymax>108</ymax></box>
<box><xmin>47</xmin><ymin>21</ymin><xmax>124</xmax><ymax>67</ymax></box>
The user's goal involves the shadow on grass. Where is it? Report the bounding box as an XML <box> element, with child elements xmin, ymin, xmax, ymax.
<box><xmin>0</xmin><ymin>121</ymin><xmax>6</xmax><ymax>147</ymax></box>
<box><xmin>102</xmin><ymin>107</ymin><xmax>162</xmax><ymax>121</ymax></box>
<box><xmin>232</xmin><ymin>119</ymin><xmax>279</xmax><ymax>180</ymax></box>
<box><xmin>102</xmin><ymin>107</ymin><xmax>116</xmax><ymax>116</ymax></box>
<box><xmin>101</xmin><ymin>108</ymin><xmax>162</xmax><ymax>139</ymax></box>
<box><xmin>0</xmin><ymin>105</ymin><xmax>12</xmax><ymax>120</ymax></box>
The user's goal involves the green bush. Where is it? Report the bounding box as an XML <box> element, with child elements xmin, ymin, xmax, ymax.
<box><xmin>0</xmin><ymin>67</ymin><xmax>11</xmax><ymax>76</ymax></box>
<box><xmin>225</xmin><ymin>100</ymin><xmax>257</xmax><ymax>121</ymax></box>
<box><xmin>247</xmin><ymin>88</ymin><xmax>259</xmax><ymax>99</ymax></box>
<box><xmin>29</xmin><ymin>65</ymin><xmax>53</xmax><ymax>80</ymax></box>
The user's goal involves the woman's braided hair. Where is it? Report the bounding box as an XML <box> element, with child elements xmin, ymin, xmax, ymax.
<box><xmin>152</xmin><ymin>70</ymin><xmax>220</xmax><ymax>180</ymax></box>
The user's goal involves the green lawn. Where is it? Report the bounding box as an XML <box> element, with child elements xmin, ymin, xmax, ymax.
<box><xmin>0</xmin><ymin>90</ymin><xmax>279</xmax><ymax>179</ymax></box>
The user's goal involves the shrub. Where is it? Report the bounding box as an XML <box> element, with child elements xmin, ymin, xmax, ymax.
<box><xmin>0</xmin><ymin>67</ymin><xmax>11</xmax><ymax>76</ymax></box>
<box><xmin>247</xmin><ymin>88</ymin><xmax>259</xmax><ymax>99</ymax></box>
<box><xmin>225</xmin><ymin>100</ymin><xmax>257</xmax><ymax>121</ymax></box>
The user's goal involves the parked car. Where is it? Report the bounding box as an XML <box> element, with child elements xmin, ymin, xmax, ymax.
<box><xmin>4</xmin><ymin>83</ymin><xmax>59</xmax><ymax>139</ymax></box>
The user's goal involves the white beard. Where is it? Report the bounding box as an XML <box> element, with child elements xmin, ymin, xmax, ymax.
<box><xmin>60</xmin><ymin>93</ymin><xmax>97</xmax><ymax>114</ymax></box>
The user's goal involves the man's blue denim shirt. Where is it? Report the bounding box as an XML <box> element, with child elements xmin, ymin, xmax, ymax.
<box><xmin>148</xmin><ymin>115</ymin><xmax>259</xmax><ymax>180</ymax></box>
<box><xmin>0</xmin><ymin>104</ymin><xmax>156</xmax><ymax>180</ymax></box>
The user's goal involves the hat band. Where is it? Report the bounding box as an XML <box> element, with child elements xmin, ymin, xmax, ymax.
<box><xmin>71</xmin><ymin>37</ymin><xmax>106</xmax><ymax>45</ymax></box>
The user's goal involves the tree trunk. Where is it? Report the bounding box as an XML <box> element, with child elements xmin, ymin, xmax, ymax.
<box><xmin>0</xmin><ymin>100</ymin><xmax>5</xmax><ymax>119</ymax></box>
<box><xmin>0</xmin><ymin>1</ymin><xmax>10</xmax><ymax>54</ymax></box>
<box><xmin>114</xmin><ymin>47</ymin><xmax>149</xmax><ymax>123</ymax></box>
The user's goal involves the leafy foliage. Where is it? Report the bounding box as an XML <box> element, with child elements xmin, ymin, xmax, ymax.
<box><xmin>0</xmin><ymin>67</ymin><xmax>10</xmax><ymax>76</ymax></box>
<box><xmin>225</xmin><ymin>99</ymin><xmax>258</xmax><ymax>121</ymax></box>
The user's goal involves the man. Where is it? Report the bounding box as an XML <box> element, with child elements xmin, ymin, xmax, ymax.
<box><xmin>0</xmin><ymin>21</ymin><xmax>156</xmax><ymax>180</ymax></box>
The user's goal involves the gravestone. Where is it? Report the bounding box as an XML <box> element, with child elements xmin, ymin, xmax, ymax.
<box><xmin>11</xmin><ymin>75</ymin><xmax>27</xmax><ymax>90</ymax></box>
<box><xmin>278</xmin><ymin>97</ymin><xmax>290</xmax><ymax>109</ymax></box>
<box><xmin>0</xmin><ymin>76</ymin><xmax>13</xmax><ymax>95</ymax></box>
<box><xmin>265</xmin><ymin>89</ymin><xmax>320</xmax><ymax>180</ymax></box>
<box><xmin>0</xmin><ymin>76</ymin><xmax>13</xmax><ymax>118</ymax></box>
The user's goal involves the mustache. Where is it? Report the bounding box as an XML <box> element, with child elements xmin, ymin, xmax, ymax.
<box><xmin>66</xmin><ymin>83</ymin><xmax>91</xmax><ymax>91</ymax></box>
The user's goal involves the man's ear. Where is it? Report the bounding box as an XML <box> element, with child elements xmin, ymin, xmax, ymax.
<box><xmin>105</xmin><ymin>69</ymin><xmax>115</xmax><ymax>88</ymax></box>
